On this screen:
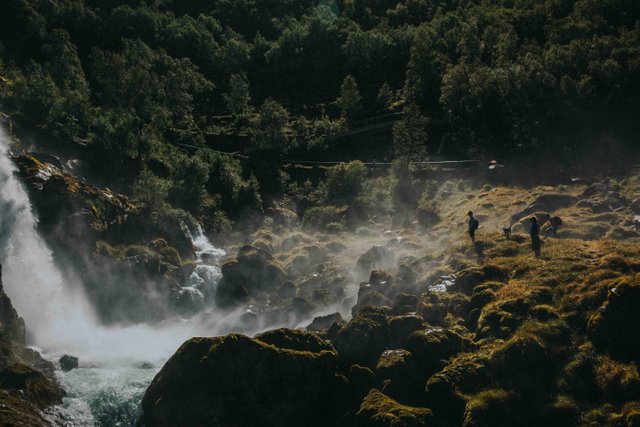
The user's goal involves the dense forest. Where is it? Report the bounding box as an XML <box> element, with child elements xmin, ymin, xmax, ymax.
<box><xmin>0</xmin><ymin>0</ymin><xmax>639</xmax><ymax>232</ymax></box>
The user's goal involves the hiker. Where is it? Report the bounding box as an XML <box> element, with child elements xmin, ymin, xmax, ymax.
<box><xmin>468</xmin><ymin>211</ymin><xmax>479</xmax><ymax>242</ymax></box>
<box><xmin>544</xmin><ymin>214</ymin><xmax>563</xmax><ymax>238</ymax></box>
<box><xmin>530</xmin><ymin>216</ymin><xmax>541</xmax><ymax>258</ymax></box>
<box><xmin>503</xmin><ymin>225</ymin><xmax>512</xmax><ymax>239</ymax></box>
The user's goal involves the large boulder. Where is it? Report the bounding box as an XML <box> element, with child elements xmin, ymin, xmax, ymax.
<box><xmin>405</xmin><ymin>328</ymin><xmax>473</xmax><ymax>379</ymax></box>
<box><xmin>217</xmin><ymin>245</ymin><xmax>288</xmax><ymax>303</ymax></box>
<box><xmin>59</xmin><ymin>355</ymin><xmax>79</xmax><ymax>372</ymax></box>
<box><xmin>142</xmin><ymin>333</ymin><xmax>344</xmax><ymax>427</ymax></box>
<box><xmin>334</xmin><ymin>307</ymin><xmax>389</xmax><ymax>370</ymax></box>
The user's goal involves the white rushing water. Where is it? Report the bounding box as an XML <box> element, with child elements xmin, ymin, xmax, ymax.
<box><xmin>0</xmin><ymin>127</ymin><xmax>234</xmax><ymax>425</ymax></box>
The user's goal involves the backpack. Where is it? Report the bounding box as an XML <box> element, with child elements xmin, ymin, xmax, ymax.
<box><xmin>470</xmin><ymin>218</ymin><xmax>479</xmax><ymax>231</ymax></box>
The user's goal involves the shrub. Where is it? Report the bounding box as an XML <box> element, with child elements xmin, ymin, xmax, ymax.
<box><xmin>325</xmin><ymin>161</ymin><xmax>367</xmax><ymax>203</ymax></box>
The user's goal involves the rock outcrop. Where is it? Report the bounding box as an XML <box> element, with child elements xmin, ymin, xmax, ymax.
<box><xmin>0</xmin><ymin>265</ymin><xmax>65</xmax><ymax>425</ymax></box>
<box><xmin>141</xmin><ymin>332</ymin><xmax>346</xmax><ymax>427</ymax></box>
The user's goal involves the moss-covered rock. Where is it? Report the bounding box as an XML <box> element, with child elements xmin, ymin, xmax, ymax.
<box><xmin>405</xmin><ymin>328</ymin><xmax>473</xmax><ymax>380</ymax></box>
<box><xmin>142</xmin><ymin>333</ymin><xmax>345</xmax><ymax>427</ymax></box>
<box><xmin>462</xmin><ymin>389</ymin><xmax>520</xmax><ymax>427</ymax></box>
<box><xmin>388</xmin><ymin>315</ymin><xmax>423</xmax><ymax>348</ymax></box>
<box><xmin>306</xmin><ymin>312</ymin><xmax>345</xmax><ymax>331</ymax></box>
<box><xmin>217</xmin><ymin>245</ymin><xmax>288</xmax><ymax>304</ymax></box>
<box><xmin>355</xmin><ymin>389</ymin><xmax>432</xmax><ymax>427</ymax></box>
<box><xmin>334</xmin><ymin>307</ymin><xmax>389</xmax><ymax>370</ymax></box>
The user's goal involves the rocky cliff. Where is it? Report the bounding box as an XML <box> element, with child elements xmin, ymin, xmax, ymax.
<box><xmin>0</xmin><ymin>264</ymin><xmax>65</xmax><ymax>426</ymax></box>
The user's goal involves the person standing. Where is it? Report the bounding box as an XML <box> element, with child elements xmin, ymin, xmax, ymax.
<box><xmin>530</xmin><ymin>216</ymin><xmax>541</xmax><ymax>258</ymax></box>
<box><xmin>468</xmin><ymin>211</ymin><xmax>479</xmax><ymax>242</ymax></box>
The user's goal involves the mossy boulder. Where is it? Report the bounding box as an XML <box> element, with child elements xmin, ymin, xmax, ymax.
<box><xmin>452</xmin><ymin>265</ymin><xmax>507</xmax><ymax>294</ymax></box>
<box><xmin>142</xmin><ymin>333</ymin><xmax>344</xmax><ymax>427</ymax></box>
<box><xmin>406</xmin><ymin>328</ymin><xmax>473</xmax><ymax>379</ymax></box>
<box><xmin>217</xmin><ymin>245</ymin><xmax>288</xmax><ymax>303</ymax></box>
<box><xmin>462</xmin><ymin>389</ymin><xmax>520</xmax><ymax>427</ymax></box>
<box><xmin>388</xmin><ymin>315</ymin><xmax>424</xmax><ymax>348</ymax></box>
<box><xmin>355</xmin><ymin>389</ymin><xmax>432</xmax><ymax>427</ymax></box>
<box><xmin>307</xmin><ymin>312</ymin><xmax>345</xmax><ymax>331</ymax></box>
<box><xmin>334</xmin><ymin>307</ymin><xmax>389</xmax><ymax>370</ymax></box>
<box><xmin>59</xmin><ymin>354</ymin><xmax>78</xmax><ymax>372</ymax></box>
<box><xmin>375</xmin><ymin>349</ymin><xmax>423</xmax><ymax>404</ymax></box>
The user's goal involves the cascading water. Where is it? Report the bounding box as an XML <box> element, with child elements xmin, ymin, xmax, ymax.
<box><xmin>0</xmin><ymin>127</ymin><xmax>233</xmax><ymax>425</ymax></box>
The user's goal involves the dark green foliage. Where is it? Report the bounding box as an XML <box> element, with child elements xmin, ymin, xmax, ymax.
<box><xmin>1</xmin><ymin>0</ymin><xmax>639</xmax><ymax>225</ymax></box>
<box><xmin>325</xmin><ymin>161</ymin><xmax>368</xmax><ymax>204</ymax></box>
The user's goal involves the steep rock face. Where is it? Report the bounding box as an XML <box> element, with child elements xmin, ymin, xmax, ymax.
<box><xmin>15</xmin><ymin>154</ymin><xmax>133</xmax><ymax>242</ymax></box>
<box><xmin>15</xmin><ymin>154</ymin><xmax>195</xmax><ymax>324</ymax></box>
<box><xmin>141</xmin><ymin>333</ymin><xmax>346</xmax><ymax>427</ymax></box>
<box><xmin>0</xmin><ymin>265</ymin><xmax>53</xmax><ymax>376</ymax></box>
<box><xmin>0</xmin><ymin>265</ymin><xmax>65</xmax><ymax>425</ymax></box>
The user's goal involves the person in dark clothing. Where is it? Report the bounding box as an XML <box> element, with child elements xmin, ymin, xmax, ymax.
<box><xmin>468</xmin><ymin>211</ymin><xmax>479</xmax><ymax>242</ymax></box>
<box><xmin>544</xmin><ymin>213</ymin><xmax>563</xmax><ymax>237</ymax></box>
<box><xmin>530</xmin><ymin>216</ymin><xmax>541</xmax><ymax>258</ymax></box>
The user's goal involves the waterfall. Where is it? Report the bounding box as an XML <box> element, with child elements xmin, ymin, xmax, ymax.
<box><xmin>0</xmin><ymin>127</ymin><xmax>223</xmax><ymax>362</ymax></box>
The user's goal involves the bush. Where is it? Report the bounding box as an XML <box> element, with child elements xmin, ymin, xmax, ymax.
<box><xmin>325</xmin><ymin>161</ymin><xmax>367</xmax><ymax>204</ymax></box>
<box><xmin>302</xmin><ymin>205</ymin><xmax>343</xmax><ymax>230</ymax></box>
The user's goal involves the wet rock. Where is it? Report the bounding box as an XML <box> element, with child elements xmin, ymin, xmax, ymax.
<box><xmin>334</xmin><ymin>307</ymin><xmax>389</xmax><ymax>370</ymax></box>
<box><xmin>355</xmin><ymin>389</ymin><xmax>432</xmax><ymax>427</ymax></box>
<box><xmin>59</xmin><ymin>355</ymin><xmax>78</xmax><ymax>372</ymax></box>
<box><xmin>307</xmin><ymin>312</ymin><xmax>345</xmax><ymax>331</ymax></box>
<box><xmin>142</xmin><ymin>334</ymin><xmax>344</xmax><ymax>427</ymax></box>
<box><xmin>0</xmin><ymin>364</ymin><xmax>65</xmax><ymax>408</ymax></box>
